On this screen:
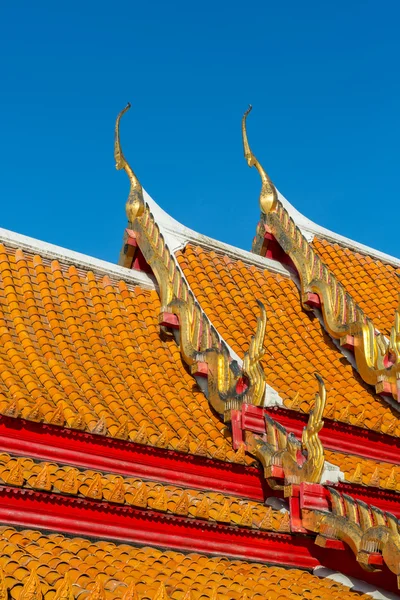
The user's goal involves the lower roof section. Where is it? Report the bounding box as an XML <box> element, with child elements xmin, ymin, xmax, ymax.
<box><xmin>0</xmin><ymin>526</ymin><xmax>373</xmax><ymax>600</ymax></box>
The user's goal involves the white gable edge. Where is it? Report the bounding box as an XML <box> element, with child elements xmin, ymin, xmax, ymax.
<box><xmin>0</xmin><ymin>227</ymin><xmax>156</xmax><ymax>290</ymax></box>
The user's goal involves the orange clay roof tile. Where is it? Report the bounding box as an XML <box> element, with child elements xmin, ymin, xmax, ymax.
<box><xmin>0</xmin><ymin>526</ymin><xmax>371</xmax><ymax>599</ymax></box>
<box><xmin>312</xmin><ymin>238</ymin><xmax>400</xmax><ymax>336</ymax></box>
<box><xmin>0</xmin><ymin>243</ymin><xmax>252</xmax><ymax>463</ymax></box>
<box><xmin>176</xmin><ymin>244</ymin><xmax>399</xmax><ymax>436</ymax></box>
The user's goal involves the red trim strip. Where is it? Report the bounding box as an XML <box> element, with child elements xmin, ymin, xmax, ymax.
<box><xmin>0</xmin><ymin>416</ymin><xmax>267</xmax><ymax>501</ymax></box>
<box><xmin>0</xmin><ymin>486</ymin><xmax>396</xmax><ymax>594</ymax></box>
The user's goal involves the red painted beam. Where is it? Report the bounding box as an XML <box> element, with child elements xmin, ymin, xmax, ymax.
<box><xmin>0</xmin><ymin>486</ymin><xmax>397</xmax><ymax>595</ymax></box>
<box><xmin>0</xmin><ymin>416</ymin><xmax>267</xmax><ymax>501</ymax></box>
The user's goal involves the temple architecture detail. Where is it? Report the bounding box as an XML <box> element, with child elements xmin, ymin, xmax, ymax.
<box><xmin>0</xmin><ymin>103</ymin><xmax>398</xmax><ymax>598</ymax></box>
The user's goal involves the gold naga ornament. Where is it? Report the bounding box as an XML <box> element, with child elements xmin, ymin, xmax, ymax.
<box><xmin>115</xmin><ymin>104</ymin><xmax>267</xmax><ymax>417</ymax></box>
<box><xmin>243</xmin><ymin>105</ymin><xmax>400</xmax><ymax>403</ymax></box>
<box><xmin>115</xmin><ymin>104</ymin><xmax>328</xmax><ymax>488</ymax></box>
<box><xmin>303</xmin><ymin>487</ymin><xmax>400</xmax><ymax>588</ymax></box>
<box><xmin>246</xmin><ymin>373</ymin><xmax>326</xmax><ymax>488</ymax></box>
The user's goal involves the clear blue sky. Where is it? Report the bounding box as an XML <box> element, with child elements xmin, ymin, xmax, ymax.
<box><xmin>1</xmin><ymin>1</ymin><xmax>399</xmax><ymax>262</ymax></box>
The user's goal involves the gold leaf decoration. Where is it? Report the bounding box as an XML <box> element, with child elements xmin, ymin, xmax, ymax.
<box><xmin>351</xmin><ymin>464</ymin><xmax>364</xmax><ymax>485</ymax></box>
<box><xmin>92</xmin><ymin>417</ymin><xmax>108</xmax><ymax>436</ymax></box>
<box><xmin>115</xmin><ymin>421</ymin><xmax>129</xmax><ymax>440</ymax></box>
<box><xmin>195</xmin><ymin>496</ymin><xmax>210</xmax><ymax>520</ymax></box>
<box><xmin>48</xmin><ymin>405</ymin><xmax>66</xmax><ymax>427</ymax></box>
<box><xmin>130</xmin><ymin>483</ymin><xmax>148</xmax><ymax>508</ymax></box>
<box><xmin>61</xmin><ymin>468</ymin><xmax>79</xmax><ymax>495</ymax></box>
<box><xmin>20</xmin><ymin>569</ymin><xmax>43</xmax><ymax>600</ymax></box>
<box><xmin>239</xmin><ymin>504</ymin><xmax>253</xmax><ymax>527</ymax></box>
<box><xmin>26</xmin><ymin>401</ymin><xmax>44</xmax><ymax>423</ymax></box>
<box><xmin>155</xmin><ymin>427</ymin><xmax>170</xmax><ymax>449</ymax></box>
<box><xmin>215</xmin><ymin>500</ymin><xmax>231</xmax><ymax>524</ymax></box>
<box><xmin>153</xmin><ymin>582</ymin><xmax>170</xmax><ymax>600</ymax></box>
<box><xmin>86</xmin><ymin>578</ymin><xmax>106</xmax><ymax>600</ymax></box>
<box><xmin>152</xmin><ymin>486</ymin><xmax>168</xmax><ymax>512</ymax></box>
<box><xmin>86</xmin><ymin>474</ymin><xmax>103</xmax><ymax>500</ymax></box>
<box><xmin>175</xmin><ymin>491</ymin><xmax>189</xmax><ymax>516</ymax></box>
<box><xmin>233</xmin><ymin>443</ymin><xmax>246</xmax><ymax>465</ymax></box>
<box><xmin>176</xmin><ymin>432</ymin><xmax>190</xmax><ymax>453</ymax></box>
<box><xmin>122</xmin><ymin>581</ymin><xmax>139</xmax><ymax>600</ymax></box>
<box><xmin>53</xmin><ymin>573</ymin><xmax>74</xmax><ymax>600</ymax></box>
<box><xmin>259</xmin><ymin>507</ymin><xmax>273</xmax><ymax>530</ymax></box>
<box><xmin>213</xmin><ymin>442</ymin><xmax>227</xmax><ymax>461</ymax></box>
<box><xmin>3</xmin><ymin>400</ymin><xmax>20</xmax><ymax>418</ymax></box>
<box><xmin>108</xmin><ymin>477</ymin><xmax>125</xmax><ymax>504</ymax></box>
<box><xmin>368</xmin><ymin>467</ymin><xmax>380</xmax><ymax>487</ymax></box>
<box><xmin>279</xmin><ymin>511</ymin><xmax>291</xmax><ymax>533</ymax></box>
<box><xmin>385</xmin><ymin>468</ymin><xmax>397</xmax><ymax>490</ymax></box>
<box><xmin>6</xmin><ymin>460</ymin><xmax>24</xmax><ymax>487</ymax></box>
<box><xmin>134</xmin><ymin>425</ymin><xmax>148</xmax><ymax>445</ymax></box>
<box><xmin>33</xmin><ymin>463</ymin><xmax>51</xmax><ymax>491</ymax></box>
<box><xmin>194</xmin><ymin>437</ymin><xmax>208</xmax><ymax>457</ymax></box>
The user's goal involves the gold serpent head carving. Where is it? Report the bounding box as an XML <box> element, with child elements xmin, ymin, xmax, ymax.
<box><xmin>242</xmin><ymin>300</ymin><xmax>267</xmax><ymax>406</ymax></box>
<box><xmin>115</xmin><ymin>103</ymin><xmax>144</xmax><ymax>225</ymax></box>
<box><xmin>242</xmin><ymin>104</ymin><xmax>278</xmax><ymax>214</ymax></box>
<box><xmin>246</xmin><ymin>373</ymin><xmax>327</xmax><ymax>487</ymax></box>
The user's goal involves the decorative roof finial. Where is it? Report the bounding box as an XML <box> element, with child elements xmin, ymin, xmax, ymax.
<box><xmin>242</xmin><ymin>105</ymin><xmax>277</xmax><ymax>214</ymax></box>
<box><xmin>115</xmin><ymin>103</ymin><xmax>144</xmax><ymax>226</ymax></box>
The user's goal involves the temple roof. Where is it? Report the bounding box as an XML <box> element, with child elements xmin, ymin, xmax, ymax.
<box><xmin>1</xmin><ymin>104</ymin><xmax>400</xmax><ymax>599</ymax></box>
<box><xmin>0</xmin><ymin>526</ymin><xmax>373</xmax><ymax>599</ymax></box>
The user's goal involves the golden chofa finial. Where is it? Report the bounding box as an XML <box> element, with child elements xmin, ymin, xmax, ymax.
<box><xmin>115</xmin><ymin>103</ymin><xmax>144</xmax><ymax>225</ymax></box>
<box><xmin>242</xmin><ymin>105</ymin><xmax>277</xmax><ymax>214</ymax></box>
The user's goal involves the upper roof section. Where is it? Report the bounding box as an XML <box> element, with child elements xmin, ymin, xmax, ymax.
<box><xmin>0</xmin><ymin>237</ymin><xmax>244</xmax><ymax>463</ymax></box>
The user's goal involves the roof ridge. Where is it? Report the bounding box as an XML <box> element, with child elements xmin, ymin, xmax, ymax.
<box><xmin>252</xmin><ymin>193</ymin><xmax>400</xmax><ymax>407</ymax></box>
<box><xmin>276</xmin><ymin>189</ymin><xmax>400</xmax><ymax>267</ymax></box>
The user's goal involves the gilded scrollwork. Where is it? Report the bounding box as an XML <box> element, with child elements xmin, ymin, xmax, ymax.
<box><xmin>303</xmin><ymin>487</ymin><xmax>400</xmax><ymax>586</ymax></box>
<box><xmin>243</xmin><ymin>106</ymin><xmax>400</xmax><ymax>402</ymax></box>
<box><xmin>115</xmin><ymin>105</ymin><xmax>268</xmax><ymax>416</ymax></box>
<box><xmin>130</xmin><ymin>205</ymin><xmax>267</xmax><ymax>415</ymax></box>
<box><xmin>246</xmin><ymin>374</ymin><xmax>326</xmax><ymax>488</ymax></box>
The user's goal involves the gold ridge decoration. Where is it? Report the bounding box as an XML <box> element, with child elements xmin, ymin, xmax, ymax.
<box><xmin>129</xmin><ymin>201</ymin><xmax>267</xmax><ymax>416</ymax></box>
<box><xmin>242</xmin><ymin>299</ymin><xmax>267</xmax><ymax>406</ymax></box>
<box><xmin>243</xmin><ymin>105</ymin><xmax>400</xmax><ymax>403</ymax></box>
<box><xmin>303</xmin><ymin>487</ymin><xmax>400</xmax><ymax>588</ymax></box>
<box><xmin>115</xmin><ymin>104</ymin><xmax>268</xmax><ymax>416</ymax></box>
<box><xmin>246</xmin><ymin>374</ymin><xmax>326</xmax><ymax>488</ymax></box>
<box><xmin>115</xmin><ymin>103</ymin><xmax>144</xmax><ymax>227</ymax></box>
<box><xmin>242</xmin><ymin>105</ymin><xmax>278</xmax><ymax>214</ymax></box>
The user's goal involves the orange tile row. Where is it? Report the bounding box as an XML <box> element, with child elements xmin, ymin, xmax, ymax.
<box><xmin>0</xmin><ymin>244</ymin><xmax>244</xmax><ymax>463</ymax></box>
<box><xmin>312</xmin><ymin>238</ymin><xmax>400</xmax><ymax>337</ymax></box>
<box><xmin>0</xmin><ymin>452</ymin><xmax>281</xmax><ymax>531</ymax></box>
<box><xmin>0</xmin><ymin>526</ymin><xmax>370</xmax><ymax>599</ymax></box>
<box><xmin>325</xmin><ymin>449</ymin><xmax>400</xmax><ymax>491</ymax></box>
<box><xmin>177</xmin><ymin>245</ymin><xmax>399</xmax><ymax>435</ymax></box>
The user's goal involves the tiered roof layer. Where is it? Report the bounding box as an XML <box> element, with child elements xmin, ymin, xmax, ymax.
<box><xmin>0</xmin><ymin>526</ymin><xmax>371</xmax><ymax>599</ymax></box>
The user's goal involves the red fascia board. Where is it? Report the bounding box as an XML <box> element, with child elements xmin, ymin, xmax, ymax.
<box><xmin>0</xmin><ymin>486</ymin><xmax>397</xmax><ymax>595</ymax></box>
<box><xmin>0</xmin><ymin>416</ymin><xmax>268</xmax><ymax>501</ymax></box>
<box><xmin>266</xmin><ymin>407</ymin><xmax>400</xmax><ymax>465</ymax></box>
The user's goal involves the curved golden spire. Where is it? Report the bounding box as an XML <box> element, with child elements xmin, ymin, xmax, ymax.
<box><xmin>115</xmin><ymin>103</ymin><xmax>144</xmax><ymax>225</ymax></box>
<box><xmin>242</xmin><ymin>105</ymin><xmax>277</xmax><ymax>214</ymax></box>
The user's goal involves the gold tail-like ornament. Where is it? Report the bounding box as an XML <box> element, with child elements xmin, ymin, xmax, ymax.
<box><xmin>242</xmin><ymin>105</ymin><xmax>277</xmax><ymax>214</ymax></box>
<box><xmin>115</xmin><ymin>103</ymin><xmax>144</xmax><ymax>226</ymax></box>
